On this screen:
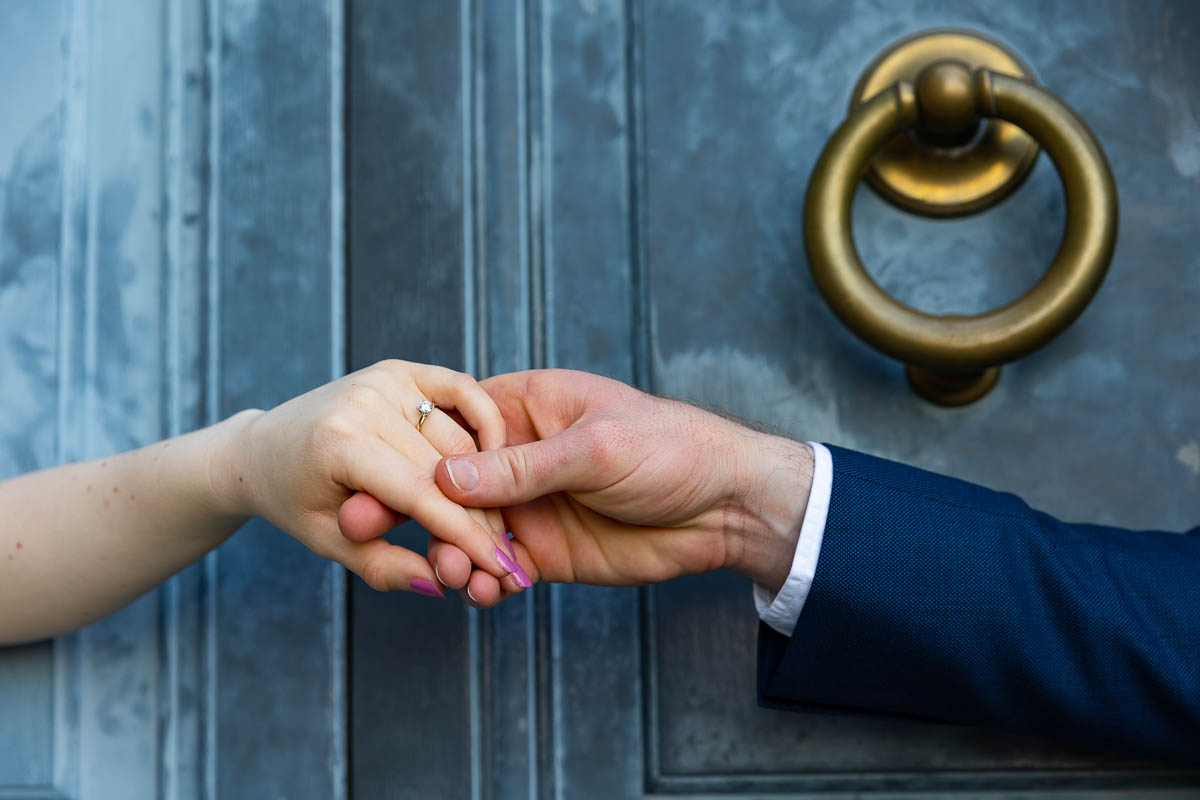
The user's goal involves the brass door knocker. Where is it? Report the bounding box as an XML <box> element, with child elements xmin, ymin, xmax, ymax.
<box><xmin>805</xmin><ymin>30</ymin><xmax>1118</xmax><ymax>405</ymax></box>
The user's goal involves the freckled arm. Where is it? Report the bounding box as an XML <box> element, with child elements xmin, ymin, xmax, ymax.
<box><xmin>0</xmin><ymin>359</ymin><xmax>529</xmax><ymax>645</ymax></box>
<box><xmin>0</xmin><ymin>414</ymin><xmax>253</xmax><ymax>645</ymax></box>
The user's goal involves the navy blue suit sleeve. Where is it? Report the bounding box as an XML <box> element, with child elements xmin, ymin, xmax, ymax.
<box><xmin>757</xmin><ymin>445</ymin><xmax>1200</xmax><ymax>763</ymax></box>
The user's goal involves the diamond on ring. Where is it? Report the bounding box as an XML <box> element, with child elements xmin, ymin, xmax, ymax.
<box><xmin>416</xmin><ymin>399</ymin><xmax>436</xmax><ymax>431</ymax></box>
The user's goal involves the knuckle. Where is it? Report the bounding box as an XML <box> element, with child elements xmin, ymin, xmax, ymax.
<box><xmin>360</xmin><ymin>555</ymin><xmax>392</xmax><ymax>593</ymax></box>
<box><xmin>450</xmin><ymin>371</ymin><xmax>477</xmax><ymax>393</ymax></box>
<box><xmin>527</xmin><ymin>370</ymin><xmax>555</xmax><ymax>395</ymax></box>
<box><xmin>340</xmin><ymin>384</ymin><xmax>384</xmax><ymax>412</ymax></box>
<box><xmin>368</xmin><ymin>360</ymin><xmax>403</xmax><ymax>383</ymax></box>
<box><xmin>372</xmin><ymin>358</ymin><xmax>407</xmax><ymax>376</ymax></box>
<box><xmin>501</xmin><ymin>446</ymin><xmax>535</xmax><ymax>492</ymax></box>
<box><xmin>583</xmin><ymin>418</ymin><xmax>621</xmax><ymax>462</ymax></box>
<box><xmin>314</xmin><ymin>411</ymin><xmax>357</xmax><ymax>447</ymax></box>
<box><xmin>446</xmin><ymin>429</ymin><xmax>478</xmax><ymax>456</ymax></box>
<box><xmin>584</xmin><ymin>416</ymin><xmax>617</xmax><ymax>446</ymax></box>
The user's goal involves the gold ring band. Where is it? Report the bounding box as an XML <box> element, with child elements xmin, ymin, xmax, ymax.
<box><xmin>416</xmin><ymin>399</ymin><xmax>435</xmax><ymax>432</ymax></box>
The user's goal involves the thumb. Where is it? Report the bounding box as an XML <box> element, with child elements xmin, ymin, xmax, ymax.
<box><xmin>436</xmin><ymin>425</ymin><xmax>599</xmax><ymax>507</ymax></box>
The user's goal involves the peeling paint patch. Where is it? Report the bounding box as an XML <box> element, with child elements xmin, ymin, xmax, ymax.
<box><xmin>1177</xmin><ymin>442</ymin><xmax>1200</xmax><ymax>475</ymax></box>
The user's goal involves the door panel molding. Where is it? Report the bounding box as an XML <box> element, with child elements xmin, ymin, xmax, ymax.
<box><xmin>347</xmin><ymin>0</ymin><xmax>480</xmax><ymax>797</ymax></box>
<box><xmin>641</xmin><ymin>0</ymin><xmax>1200</xmax><ymax>795</ymax></box>
<box><xmin>0</xmin><ymin>0</ymin><xmax>349</xmax><ymax>795</ymax></box>
<box><xmin>210</xmin><ymin>0</ymin><xmax>348</xmax><ymax>795</ymax></box>
<box><xmin>343</xmin><ymin>0</ymin><xmax>1200</xmax><ymax>796</ymax></box>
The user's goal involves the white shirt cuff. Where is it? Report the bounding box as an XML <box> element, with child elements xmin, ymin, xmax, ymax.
<box><xmin>753</xmin><ymin>441</ymin><xmax>832</xmax><ymax>637</ymax></box>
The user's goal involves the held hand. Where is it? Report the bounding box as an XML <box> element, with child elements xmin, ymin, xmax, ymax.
<box><xmin>215</xmin><ymin>360</ymin><xmax>525</xmax><ymax>596</ymax></box>
<box><xmin>418</xmin><ymin>370</ymin><xmax>814</xmax><ymax>603</ymax></box>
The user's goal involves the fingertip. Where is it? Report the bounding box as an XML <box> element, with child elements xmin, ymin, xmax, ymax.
<box><xmin>347</xmin><ymin>539</ymin><xmax>438</xmax><ymax>595</ymax></box>
<box><xmin>338</xmin><ymin>491</ymin><xmax>402</xmax><ymax>542</ymax></box>
<box><xmin>429</xmin><ymin>543</ymin><xmax>472</xmax><ymax>590</ymax></box>
<box><xmin>465</xmin><ymin>572</ymin><xmax>503</xmax><ymax>608</ymax></box>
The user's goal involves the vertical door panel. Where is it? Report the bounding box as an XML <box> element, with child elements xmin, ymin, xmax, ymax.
<box><xmin>211</xmin><ymin>0</ymin><xmax>347</xmax><ymax>795</ymax></box>
<box><xmin>346</xmin><ymin>2</ymin><xmax>475</xmax><ymax>798</ymax></box>
<box><xmin>346</xmin><ymin>0</ymin><xmax>1200</xmax><ymax>797</ymax></box>
<box><xmin>643</xmin><ymin>0</ymin><xmax>1200</xmax><ymax>794</ymax></box>
<box><xmin>0</xmin><ymin>0</ymin><xmax>68</xmax><ymax>789</ymax></box>
<box><xmin>0</xmin><ymin>1</ymin><xmax>183</xmax><ymax>796</ymax></box>
<box><xmin>536</xmin><ymin>2</ymin><xmax>647</xmax><ymax>799</ymax></box>
<box><xmin>0</xmin><ymin>0</ymin><xmax>349</xmax><ymax>796</ymax></box>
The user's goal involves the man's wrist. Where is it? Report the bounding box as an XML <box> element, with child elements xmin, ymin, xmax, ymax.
<box><xmin>721</xmin><ymin>429</ymin><xmax>813</xmax><ymax>593</ymax></box>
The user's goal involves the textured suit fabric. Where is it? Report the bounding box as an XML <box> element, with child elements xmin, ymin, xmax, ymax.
<box><xmin>757</xmin><ymin>445</ymin><xmax>1200</xmax><ymax>764</ymax></box>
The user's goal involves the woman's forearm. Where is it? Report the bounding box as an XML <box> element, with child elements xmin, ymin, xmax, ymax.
<box><xmin>0</xmin><ymin>411</ymin><xmax>257</xmax><ymax>645</ymax></box>
<box><xmin>0</xmin><ymin>360</ymin><xmax>535</xmax><ymax>646</ymax></box>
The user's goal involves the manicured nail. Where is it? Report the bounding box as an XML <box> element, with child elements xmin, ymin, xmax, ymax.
<box><xmin>495</xmin><ymin>546</ymin><xmax>532</xmax><ymax>588</ymax></box>
<box><xmin>466</xmin><ymin>585</ymin><xmax>479</xmax><ymax>605</ymax></box>
<box><xmin>502</xmin><ymin>534</ymin><xmax>529</xmax><ymax>589</ymax></box>
<box><xmin>411</xmin><ymin>578</ymin><xmax>444</xmax><ymax>599</ymax></box>
<box><xmin>434</xmin><ymin>564</ymin><xmax>445</xmax><ymax>585</ymax></box>
<box><xmin>445</xmin><ymin>457</ymin><xmax>479</xmax><ymax>492</ymax></box>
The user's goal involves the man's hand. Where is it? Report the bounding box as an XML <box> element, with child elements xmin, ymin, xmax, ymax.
<box><xmin>422</xmin><ymin>370</ymin><xmax>815</xmax><ymax>604</ymax></box>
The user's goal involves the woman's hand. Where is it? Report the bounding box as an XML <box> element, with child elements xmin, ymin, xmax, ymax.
<box><xmin>0</xmin><ymin>359</ymin><xmax>526</xmax><ymax>645</ymax></box>
<box><xmin>216</xmin><ymin>360</ymin><xmax>529</xmax><ymax>596</ymax></box>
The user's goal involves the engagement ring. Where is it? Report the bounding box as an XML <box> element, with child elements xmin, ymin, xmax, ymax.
<box><xmin>416</xmin><ymin>400</ymin><xmax>435</xmax><ymax>431</ymax></box>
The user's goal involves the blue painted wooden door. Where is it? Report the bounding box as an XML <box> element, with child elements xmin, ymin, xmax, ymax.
<box><xmin>2</xmin><ymin>1</ymin><xmax>1198</xmax><ymax>798</ymax></box>
<box><xmin>346</xmin><ymin>1</ymin><xmax>1200</xmax><ymax>797</ymax></box>
<box><xmin>0</xmin><ymin>0</ymin><xmax>348</xmax><ymax>797</ymax></box>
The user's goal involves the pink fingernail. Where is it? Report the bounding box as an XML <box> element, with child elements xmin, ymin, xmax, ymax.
<box><xmin>445</xmin><ymin>457</ymin><xmax>479</xmax><ymax>492</ymax></box>
<box><xmin>411</xmin><ymin>578</ymin><xmax>444</xmax><ymax>599</ymax></box>
<box><xmin>495</xmin><ymin>546</ymin><xmax>532</xmax><ymax>589</ymax></box>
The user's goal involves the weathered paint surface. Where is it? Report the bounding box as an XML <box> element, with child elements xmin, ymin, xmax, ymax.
<box><xmin>2</xmin><ymin>0</ymin><xmax>1198</xmax><ymax>797</ymax></box>
<box><xmin>0</xmin><ymin>0</ymin><xmax>346</xmax><ymax>798</ymax></box>
<box><xmin>351</xmin><ymin>0</ymin><xmax>1200</xmax><ymax>797</ymax></box>
<box><xmin>0</xmin><ymin>1</ymin><xmax>62</xmax><ymax>786</ymax></box>
<box><xmin>642</xmin><ymin>1</ymin><xmax>1200</xmax><ymax>787</ymax></box>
